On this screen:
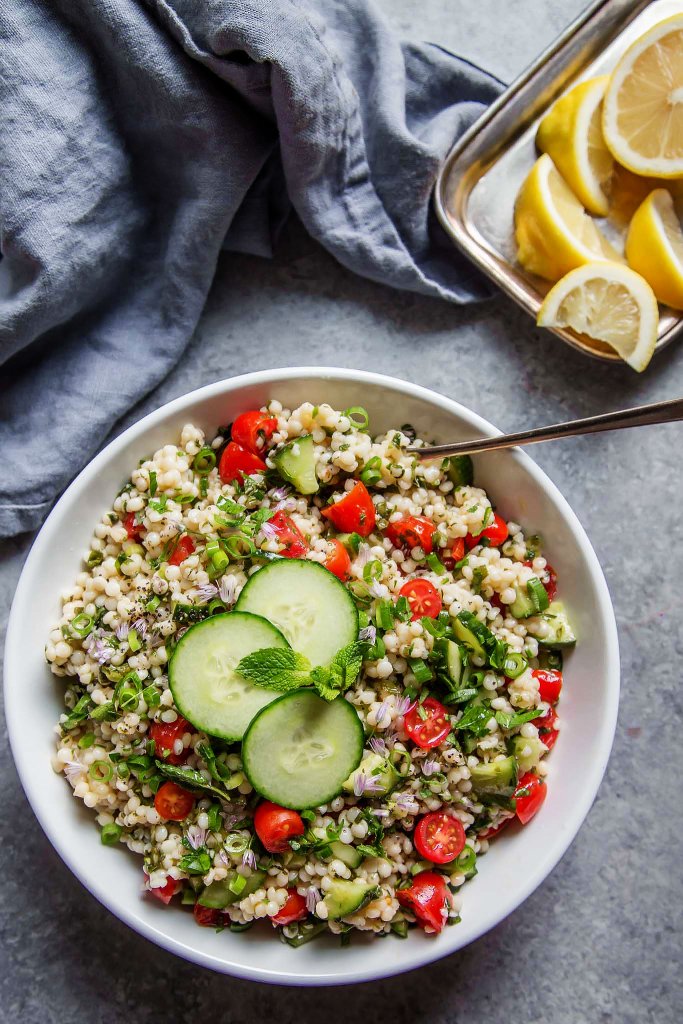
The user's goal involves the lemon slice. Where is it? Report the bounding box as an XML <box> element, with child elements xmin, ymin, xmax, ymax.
<box><xmin>602</xmin><ymin>15</ymin><xmax>683</xmax><ymax>178</ymax></box>
<box><xmin>625</xmin><ymin>188</ymin><xmax>683</xmax><ymax>309</ymax></box>
<box><xmin>514</xmin><ymin>154</ymin><xmax>622</xmax><ymax>281</ymax></box>
<box><xmin>536</xmin><ymin>76</ymin><xmax>614</xmax><ymax>215</ymax></box>
<box><xmin>537</xmin><ymin>262</ymin><xmax>659</xmax><ymax>371</ymax></box>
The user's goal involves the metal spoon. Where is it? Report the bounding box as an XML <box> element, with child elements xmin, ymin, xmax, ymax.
<box><xmin>411</xmin><ymin>397</ymin><xmax>683</xmax><ymax>461</ymax></box>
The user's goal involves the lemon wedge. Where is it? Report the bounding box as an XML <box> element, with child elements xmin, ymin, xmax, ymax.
<box><xmin>537</xmin><ymin>262</ymin><xmax>659</xmax><ymax>371</ymax></box>
<box><xmin>536</xmin><ymin>76</ymin><xmax>614</xmax><ymax>216</ymax></box>
<box><xmin>514</xmin><ymin>154</ymin><xmax>622</xmax><ymax>281</ymax></box>
<box><xmin>602</xmin><ymin>15</ymin><xmax>683</xmax><ymax>178</ymax></box>
<box><xmin>626</xmin><ymin>188</ymin><xmax>683</xmax><ymax>309</ymax></box>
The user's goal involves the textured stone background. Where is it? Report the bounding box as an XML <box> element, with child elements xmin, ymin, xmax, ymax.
<box><xmin>1</xmin><ymin>1</ymin><xmax>682</xmax><ymax>1021</ymax></box>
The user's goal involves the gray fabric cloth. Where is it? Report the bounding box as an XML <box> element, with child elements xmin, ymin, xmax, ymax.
<box><xmin>0</xmin><ymin>0</ymin><xmax>503</xmax><ymax>537</ymax></box>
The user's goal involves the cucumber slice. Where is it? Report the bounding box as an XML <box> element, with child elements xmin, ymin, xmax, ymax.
<box><xmin>342</xmin><ymin>752</ymin><xmax>399</xmax><ymax>797</ymax></box>
<box><xmin>273</xmin><ymin>435</ymin><xmax>319</xmax><ymax>495</ymax></box>
<box><xmin>242</xmin><ymin>690</ymin><xmax>364</xmax><ymax>809</ymax></box>
<box><xmin>538</xmin><ymin>603</ymin><xmax>576</xmax><ymax>649</ymax></box>
<box><xmin>323</xmin><ymin>879</ymin><xmax>381</xmax><ymax>920</ymax></box>
<box><xmin>328</xmin><ymin>841</ymin><xmax>363</xmax><ymax>870</ymax></box>
<box><xmin>469</xmin><ymin>755</ymin><xmax>518</xmax><ymax>798</ymax></box>
<box><xmin>447</xmin><ymin>455</ymin><xmax>474</xmax><ymax>487</ymax></box>
<box><xmin>169</xmin><ymin>612</ymin><xmax>288</xmax><ymax>741</ymax></box>
<box><xmin>235</xmin><ymin>558</ymin><xmax>358</xmax><ymax>668</ymax></box>
<box><xmin>198</xmin><ymin>870</ymin><xmax>266</xmax><ymax>909</ymax></box>
<box><xmin>510</xmin><ymin>735</ymin><xmax>546</xmax><ymax>773</ymax></box>
<box><xmin>509</xmin><ymin>586</ymin><xmax>536</xmax><ymax>620</ymax></box>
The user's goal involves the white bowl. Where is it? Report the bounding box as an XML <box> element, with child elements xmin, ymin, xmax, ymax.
<box><xmin>4</xmin><ymin>368</ymin><xmax>619</xmax><ymax>985</ymax></box>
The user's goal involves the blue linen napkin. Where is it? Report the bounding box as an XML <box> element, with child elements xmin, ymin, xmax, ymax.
<box><xmin>0</xmin><ymin>0</ymin><xmax>502</xmax><ymax>537</ymax></box>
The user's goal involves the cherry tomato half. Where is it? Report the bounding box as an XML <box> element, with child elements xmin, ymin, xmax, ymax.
<box><xmin>253</xmin><ymin>801</ymin><xmax>305</xmax><ymax>853</ymax></box>
<box><xmin>466</xmin><ymin>512</ymin><xmax>509</xmax><ymax>550</ymax></box>
<box><xmin>537</xmin><ymin>706</ymin><xmax>559</xmax><ymax>751</ymax></box>
<box><xmin>265</xmin><ymin>510</ymin><xmax>309</xmax><ymax>558</ymax></box>
<box><xmin>123</xmin><ymin>511</ymin><xmax>143</xmax><ymax>541</ymax></box>
<box><xmin>194</xmin><ymin>903</ymin><xmax>224</xmax><ymax>927</ymax></box>
<box><xmin>148</xmin><ymin>875</ymin><xmax>181</xmax><ymax>904</ymax></box>
<box><xmin>414</xmin><ymin>812</ymin><xmax>466</xmax><ymax>864</ymax></box>
<box><xmin>478</xmin><ymin>817</ymin><xmax>513</xmax><ymax>841</ymax></box>
<box><xmin>150</xmin><ymin>715</ymin><xmax>190</xmax><ymax>765</ymax></box>
<box><xmin>404</xmin><ymin>696</ymin><xmax>451</xmax><ymax>750</ymax></box>
<box><xmin>154</xmin><ymin>781</ymin><xmax>195</xmax><ymax>822</ymax></box>
<box><xmin>218</xmin><ymin>441</ymin><xmax>267</xmax><ymax>484</ymax></box>
<box><xmin>399</xmin><ymin>578</ymin><xmax>442</xmax><ymax>620</ymax></box>
<box><xmin>533</xmin><ymin>668</ymin><xmax>563</xmax><ymax>704</ymax></box>
<box><xmin>385</xmin><ymin>515</ymin><xmax>437</xmax><ymax>555</ymax></box>
<box><xmin>321</xmin><ymin>482</ymin><xmax>376</xmax><ymax>536</ymax></box>
<box><xmin>324</xmin><ymin>538</ymin><xmax>351</xmax><ymax>580</ymax></box>
<box><xmin>271</xmin><ymin>889</ymin><xmax>308</xmax><ymax>925</ymax></box>
<box><xmin>514</xmin><ymin>772</ymin><xmax>547</xmax><ymax>825</ymax></box>
<box><xmin>168</xmin><ymin>534</ymin><xmax>195</xmax><ymax>566</ymax></box>
<box><xmin>396</xmin><ymin>871</ymin><xmax>449</xmax><ymax>933</ymax></box>
<box><xmin>231</xmin><ymin>410</ymin><xmax>278</xmax><ymax>456</ymax></box>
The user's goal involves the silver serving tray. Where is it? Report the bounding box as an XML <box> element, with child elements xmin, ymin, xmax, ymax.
<box><xmin>435</xmin><ymin>0</ymin><xmax>683</xmax><ymax>361</ymax></box>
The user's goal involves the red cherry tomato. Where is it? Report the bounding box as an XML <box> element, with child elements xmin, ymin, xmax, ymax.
<box><xmin>231</xmin><ymin>410</ymin><xmax>278</xmax><ymax>455</ymax></box>
<box><xmin>404</xmin><ymin>696</ymin><xmax>451</xmax><ymax>750</ymax></box>
<box><xmin>148</xmin><ymin>875</ymin><xmax>181</xmax><ymax>904</ymax></box>
<box><xmin>271</xmin><ymin>889</ymin><xmax>308</xmax><ymax>925</ymax></box>
<box><xmin>324</xmin><ymin>538</ymin><xmax>351</xmax><ymax>580</ymax></box>
<box><xmin>450</xmin><ymin>537</ymin><xmax>465</xmax><ymax>561</ymax></box>
<box><xmin>514</xmin><ymin>772</ymin><xmax>547</xmax><ymax>825</ymax></box>
<box><xmin>321</xmin><ymin>482</ymin><xmax>376</xmax><ymax>536</ymax></box>
<box><xmin>478</xmin><ymin>817</ymin><xmax>513</xmax><ymax>841</ymax></box>
<box><xmin>218</xmin><ymin>441</ymin><xmax>267</xmax><ymax>484</ymax></box>
<box><xmin>149</xmin><ymin>715</ymin><xmax>190</xmax><ymax>765</ymax></box>
<box><xmin>253</xmin><ymin>801</ymin><xmax>305</xmax><ymax>853</ymax></box>
<box><xmin>466</xmin><ymin>512</ymin><xmax>508</xmax><ymax>550</ymax></box>
<box><xmin>265</xmin><ymin>510</ymin><xmax>309</xmax><ymax>558</ymax></box>
<box><xmin>123</xmin><ymin>511</ymin><xmax>143</xmax><ymax>541</ymax></box>
<box><xmin>154</xmin><ymin>781</ymin><xmax>195</xmax><ymax>822</ymax></box>
<box><xmin>414</xmin><ymin>812</ymin><xmax>466</xmax><ymax>864</ymax></box>
<box><xmin>168</xmin><ymin>534</ymin><xmax>195</xmax><ymax>566</ymax></box>
<box><xmin>399</xmin><ymin>578</ymin><xmax>442</xmax><ymax>620</ymax></box>
<box><xmin>385</xmin><ymin>515</ymin><xmax>437</xmax><ymax>555</ymax></box>
<box><xmin>533</xmin><ymin>668</ymin><xmax>563</xmax><ymax>704</ymax></box>
<box><xmin>396</xmin><ymin>871</ymin><xmax>449</xmax><ymax>933</ymax></box>
<box><xmin>537</xmin><ymin>706</ymin><xmax>559</xmax><ymax>750</ymax></box>
<box><xmin>193</xmin><ymin>903</ymin><xmax>223</xmax><ymax>927</ymax></box>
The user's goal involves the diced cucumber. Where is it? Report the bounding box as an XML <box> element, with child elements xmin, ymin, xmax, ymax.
<box><xmin>235</xmin><ymin>558</ymin><xmax>358</xmax><ymax>668</ymax></box>
<box><xmin>328</xmin><ymin>841</ymin><xmax>363</xmax><ymax>870</ymax></box>
<box><xmin>272</xmin><ymin>435</ymin><xmax>319</xmax><ymax>495</ymax></box>
<box><xmin>242</xmin><ymin>689</ymin><xmax>364</xmax><ymax>809</ymax></box>
<box><xmin>343</xmin><ymin>752</ymin><xmax>399</xmax><ymax>797</ymax></box>
<box><xmin>281</xmin><ymin>921</ymin><xmax>327</xmax><ymax>947</ymax></box>
<box><xmin>445</xmin><ymin>640</ymin><xmax>466</xmax><ymax>687</ymax></box>
<box><xmin>509</xmin><ymin>586</ymin><xmax>536</xmax><ymax>619</ymax></box>
<box><xmin>447</xmin><ymin>455</ymin><xmax>474</xmax><ymax>487</ymax></box>
<box><xmin>168</xmin><ymin>612</ymin><xmax>288</xmax><ymax>740</ymax></box>
<box><xmin>453</xmin><ymin>611</ymin><xmax>489</xmax><ymax>659</ymax></box>
<box><xmin>510</xmin><ymin>734</ymin><xmax>546</xmax><ymax>773</ymax></box>
<box><xmin>538</xmin><ymin>602</ymin><xmax>576</xmax><ymax>649</ymax></box>
<box><xmin>469</xmin><ymin>755</ymin><xmax>518</xmax><ymax>797</ymax></box>
<box><xmin>198</xmin><ymin>870</ymin><xmax>266</xmax><ymax>909</ymax></box>
<box><xmin>323</xmin><ymin>879</ymin><xmax>381</xmax><ymax>920</ymax></box>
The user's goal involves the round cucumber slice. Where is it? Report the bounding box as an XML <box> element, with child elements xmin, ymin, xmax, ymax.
<box><xmin>168</xmin><ymin>612</ymin><xmax>288</xmax><ymax>741</ymax></box>
<box><xmin>235</xmin><ymin>558</ymin><xmax>358</xmax><ymax>667</ymax></box>
<box><xmin>242</xmin><ymin>689</ymin><xmax>364</xmax><ymax>809</ymax></box>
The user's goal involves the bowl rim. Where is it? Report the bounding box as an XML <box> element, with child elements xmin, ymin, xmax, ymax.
<box><xmin>4</xmin><ymin>367</ymin><xmax>620</xmax><ymax>985</ymax></box>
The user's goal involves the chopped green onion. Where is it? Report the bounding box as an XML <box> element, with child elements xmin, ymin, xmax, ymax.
<box><xmin>527</xmin><ymin>577</ymin><xmax>550</xmax><ymax>613</ymax></box>
<box><xmin>362</xmin><ymin>559</ymin><xmax>382</xmax><ymax>582</ymax></box>
<box><xmin>208</xmin><ymin>599</ymin><xmax>225</xmax><ymax>616</ymax></box>
<box><xmin>145</xmin><ymin>595</ymin><xmax>161</xmax><ymax>613</ymax></box>
<box><xmin>193</xmin><ymin>447</ymin><xmax>217</xmax><ymax>474</ymax></box>
<box><xmin>206</xmin><ymin>538</ymin><xmax>229</xmax><ymax>573</ymax></box>
<box><xmin>224</xmin><ymin>832</ymin><xmax>250</xmax><ymax>856</ymax></box>
<box><xmin>375</xmin><ymin>599</ymin><xmax>394</xmax><ymax>631</ymax></box>
<box><xmin>149</xmin><ymin>471</ymin><xmax>157</xmax><ymax>497</ymax></box>
<box><xmin>455</xmin><ymin>845</ymin><xmax>477</xmax><ymax>877</ymax></box>
<box><xmin>128</xmin><ymin>629</ymin><xmax>141</xmax><ymax>653</ymax></box>
<box><xmin>142</xmin><ymin>684</ymin><xmax>161</xmax><ymax>708</ymax></box>
<box><xmin>426</xmin><ymin>552</ymin><xmax>446</xmax><ymax>574</ymax></box>
<box><xmin>89</xmin><ymin>760</ymin><xmax>112</xmax><ymax>782</ymax></box>
<box><xmin>200</xmin><ymin>476</ymin><xmax>208</xmax><ymax>498</ymax></box>
<box><xmin>343</xmin><ymin>406</ymin><xmax>369</xmax><ymax>430</ymax></box>
<box><xmin>90</xmin><ymin>701</ymin><xmax>116</xmax><ymax>722</ymax></box>
<box><xmin>223</xmin><ymin>534</ymin><xmax>256</xmax><ymax>559</ymax></box>
<box><xmin>86</xmin><ymin>550</ymin><xmax>104</xmax><ymax>568</ymax></box>
<box><xmin>408</xmin><ymin>658</ymin><xmax>434</xmax><ymax>684</ymax></box>
<box><xmin>116</xmin><ymin>762</ymin><xmax>130</xmax><ymax>780</ymax></box>
<box><xmin>503</xmin><ymin>651</ymin><xmax>528</xmax><ymax>679</ymax></box>
<box><xmin>360</xmin><ymin>456</ymin><xmax>382</xmax><ymax>486</ymax></box>
<box><xmin>70</xmin><ymin>613</ymin><xmax>94</xmax><ymax>638</ymax></box>
<box><xmin>100</xmin><ymin>823</ymin><xmax>122</xmax><ymax>846</ymax></box>
<box><xmin>228</xmin><ymin>874</ymin><xmax>247</xmax><ymax>896</ymax></box>
<box><xmin>346</xmin><ymin>532</ymin><xmax>362</xmax><ymax>554</ymax></box>
<box><xmin>78</xmin><ymin>733</ymin><xmax>95</xmax><ymax>749</ymax></box>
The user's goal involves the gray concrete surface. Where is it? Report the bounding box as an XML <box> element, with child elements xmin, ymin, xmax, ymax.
<box><xmin>1</xmin><ymin>1</ymin><xmax>682</xmax><ymax>1021</ymax></box>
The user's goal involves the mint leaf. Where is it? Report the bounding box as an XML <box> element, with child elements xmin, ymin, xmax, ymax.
<box><xmin>494</xmin><ymin>708</ymin><xmax>543</xmax><ymax>730</ymax></box>
<box><xmin>330</xmin><ymin>640</ymin><xmax>366</xmax><ymax>687</ymax></box>
<box><xmin>310</xmin><ymin>669</ymin><xmax>340</xmax><ymax>702</ymax></box>
<box><xmin>237</xmin><ymin>647</ymin><xmax>312</xmax><ymax>692</ymax></box>
<box><xmin>155</xmin><ymin>761</ymin><xmax>231</xmax><ymax>800</ymax></box>
<box><xmin>455</xmin><ymin>700</ymin><xmax>492</xmax><ymax>737</ymax></box>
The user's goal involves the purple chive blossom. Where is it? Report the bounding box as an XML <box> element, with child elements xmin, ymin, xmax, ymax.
<box><xmin>216</xmin><ymin>849</ymin><xmax>230</xmax><ymax>868</ymax></box>
<box><xmin>63</xmin><ymin>760</ymin><xmax>84</xmax><ymax>784</ymax></box>
<box><xmin>218</xmin><ymin>575</ymin><xmax>238</xmax><ymax>606</ymax></box>
<box><xmin>368</xmin><ymin>580</ymin><xmax>388</xmax><ymax>600</ymax></box>
<box><xmin>394</xmin><ymin>791</ymin><xmax>417</xmax><ymax>811</ymax></box>
<box><xmin>371</xmin><ymin>808</ymin><xmax>390</xmax><ymax>819</ymax></box>
<box><xmin>259</xmin><ymin>519</ymin><xmax>280</xmax><ymax>542</ymax></box>
<box><xmin>186</xmin><ymin>825</ymin><xmax>207</xmax><ymax>850</ymax></box>
<box><xmin>369</xmin><ymin>736</ymin><xmax>387</xmax><ymax>757</ymax></box>
<box><xmin>353</xmin><ymin>771</ymin><xmax>383</xmax><ymax>798</ymax></box>
<box><xmin>305</xmin><ymin>887</ymin><xmax>321</xmax><ymax>913</ymax></box>
<box><xmin>395</xmin><ymin>696</ymin><xmax>413</xmax><ymax>717</ymax></box>
<box><xmin>359</xmin><ymin>624</ymin><xmax>377</xmax><ymax>645</ymax></box>
<box><xmin>132</xmin><ymin>618</ymin><xmax>149</xmax><ymax>642</ymax></box>
<box><xmin>375</xmin><ymin>701</ymin><xmax>391</xmax><ymax>728</ymax></box>
<box><xmin>356</xmin><ymin>544</ymin><xmax>373</xmax><ymax>568</ymax></box>
<box><xmin>85</xmin><ymin>635</ymin><xmax>114</xmax><ymax>665</ymax></box>
<box><xmin>422</xmin><ymin>759</ymin><xmax>438</xmax><ymax>777</ymax></box>
<box><xmin>242</xmin><ymin>848</ymin><xmax>257</xmax><ymax>870</ymax></box>
<box><xmin>270</xmin><ymin>485</ymin><xmax>291</xmax><ymax>501</ymax></box>
<box><xmin>115</xmin><ymin>622</ymin><xmax>130</xmax><ymax>642</ymax></box>
<box><xmin>195</xmin><ymin>583</ymin><xmax>218</xmax><ymax>603</ymax></box>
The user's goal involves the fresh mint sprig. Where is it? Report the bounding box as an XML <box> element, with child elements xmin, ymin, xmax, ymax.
<box><xmin>237</xmin><ymin>640</ymin><xmax>367</xmax><ymax>701</ymax></box>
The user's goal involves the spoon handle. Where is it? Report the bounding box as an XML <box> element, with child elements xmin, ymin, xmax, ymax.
<box><xmin>413</xmin><ymin>397</ymin><xmax>683</xmax><ymax>460</ymax></box>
